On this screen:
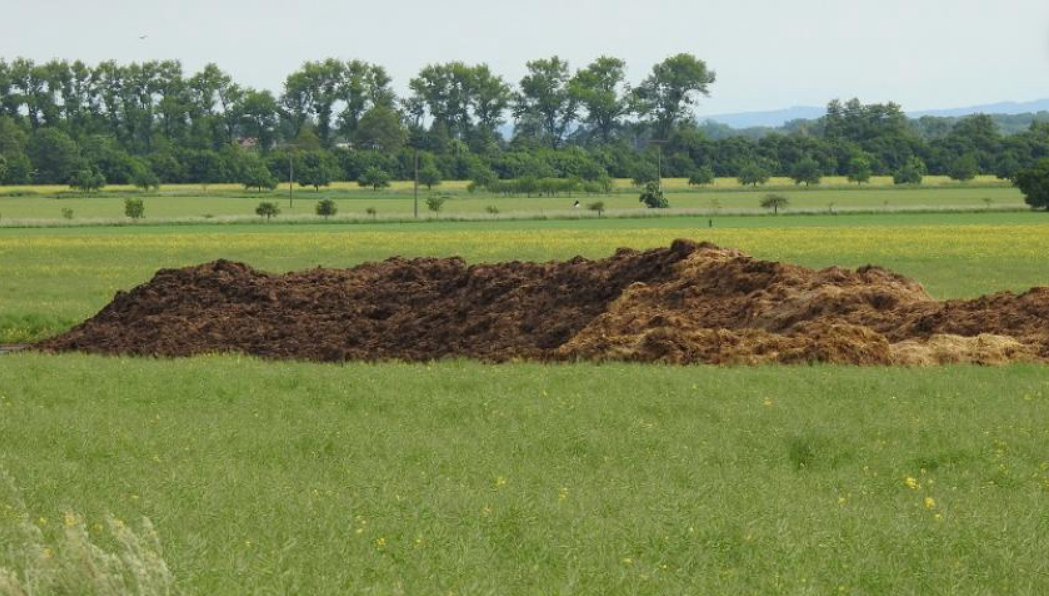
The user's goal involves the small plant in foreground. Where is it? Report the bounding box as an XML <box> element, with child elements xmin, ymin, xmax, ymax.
<box><xmin>0</xmin><ymin>470</ymin><xmax>176</xmax><ymax>596</ymax></box>
<box><xmin>123</xmin><ymin>197</ymin><xmax>144</xmax><ymax>220</ymax></box>
<box><xmin>255</xmin><ymin>201</ymin><xmax>280</xmax><ymax>220</ymax></box>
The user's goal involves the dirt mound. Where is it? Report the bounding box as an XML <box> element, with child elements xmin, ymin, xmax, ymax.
<box><xmin>37</xmin><ymin>240</ymin><xmax>1049</xmax><ymax>365</ymax></box>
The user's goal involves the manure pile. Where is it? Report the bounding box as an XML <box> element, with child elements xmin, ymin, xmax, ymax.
<box><xmin>37</xmin><ymin>240</ymin><xmax>1049</xmax><ymax>365</ymax></box>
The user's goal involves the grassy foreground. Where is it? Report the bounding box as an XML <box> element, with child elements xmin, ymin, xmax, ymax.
<box><xmin>1</xmin><ymin>355</ymin><xmax>1048</xmax><ymax>594</ymax></box>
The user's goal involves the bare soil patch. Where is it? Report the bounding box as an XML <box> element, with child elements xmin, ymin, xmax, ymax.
<box><xmin>37</xmin><ymin>240</ymin><xmax>1049</xmax><ymax>365</ymax></box>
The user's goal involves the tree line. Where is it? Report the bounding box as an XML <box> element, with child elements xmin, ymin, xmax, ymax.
<box><xmin>1</xmin><ymin>56</ymin><xmax>1048</xmax><ymax>191</ymax></box>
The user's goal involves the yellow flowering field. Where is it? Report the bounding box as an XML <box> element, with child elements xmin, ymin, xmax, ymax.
<box><xmin>2</xmin><ymin>221</ymin><xmax>1049</xmax><ymax>342</ymax></box>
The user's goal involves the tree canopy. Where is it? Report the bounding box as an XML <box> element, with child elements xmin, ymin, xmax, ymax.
<box><xmin>1014</xmin><ymin>159</ymin><xmax>1049</xmax><ymax>210</ymax></box>
<box><xmin>0</xmin><ymin>56</ymin><xmax>1045</xmax><ymax>191</ymax></box>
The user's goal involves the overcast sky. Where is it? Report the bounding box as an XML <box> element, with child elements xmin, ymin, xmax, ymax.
<box><xmin>3</xmin><ymin>0</ymin><xmax>1048</xmax><ymax>115</ymax></box>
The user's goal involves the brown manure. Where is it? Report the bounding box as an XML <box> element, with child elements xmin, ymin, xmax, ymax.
<box><xmin>36</xmin><ymin>240</ymin><xmax>1049</xmax><ymax>365</ymax></box>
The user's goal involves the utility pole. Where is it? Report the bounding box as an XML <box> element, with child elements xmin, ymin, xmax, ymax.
<box><xmin>648</xmin><ymin>139</ymin><xmax>667</xmax><ymax>192</ymax></box>
<box><xmin>413</xmin><ymin>150</ymin><xmax>419</xmax><ymax>219</ymax></box>
<box><xmin>657</xmin><ymin>145</ymin><xmax>662</xmax><ymax>191</ymax></box>
<box><xmin>288</xmin><ymin>152</ymin><xmax>294</xmax><ymax>208</ymax></box>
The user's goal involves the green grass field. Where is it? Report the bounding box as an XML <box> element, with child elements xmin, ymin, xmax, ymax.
<box><xmin>0</xmin><ymin>178</ymin><xmax>1021</xmax><ymax>223</ymax></box>
<box><xmin>2</xmin><ymin>201</ymin><xmax>1049</xmax><ymax>594</ymax></box>
<box><xmin>2</xmin><ymin>357</ymin><xmax>1048</xmax><ymax>594</ymax></box>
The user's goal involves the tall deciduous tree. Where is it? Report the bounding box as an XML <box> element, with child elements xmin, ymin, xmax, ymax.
<box><xmin>634</xmin><ymin>54</ymin><xmax>715</xmax><ymax>139</ymax></box>
<box><xmin>570</xmin><ymin>56</ymin><xmax>632</xmax><ymax>143</ymax></box>
<box><xmin>514</xmin><ymin>56</ymin><xmax>578</xmax><ymax>148</ymax></box>
<box><xmin>354</xmin><ymin>105</ymin><xmax>406</xmax><ymax>152</ymax></box>
<box><xmin>408</xmin><ymin>62</ymin><xmax>510</xmax><ymax>148</ymax></box>
<box><xmin>239</xmin><ymin>89</ymin><xmax>279</xmax><ymax>151</ymax></box>
<box><xmin>337</xmin><ymin>60</ymin><xmax>396</xmax><ymax>141</ymax></box>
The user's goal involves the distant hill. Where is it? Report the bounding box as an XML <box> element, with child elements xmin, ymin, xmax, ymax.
<box><xmin>910</xmin><ymin>99</ymin><xmax>1049</xmax><ymax>119</ymax></box>
<box><xmin>700</xmin><ymin>99</ymin><xmax>1049</xmax><ymax>129</ymax></box>
<box><xmin>698</xmin><ymin>106</ymin><xmax>826</xmax><ymax>129</ymax></box>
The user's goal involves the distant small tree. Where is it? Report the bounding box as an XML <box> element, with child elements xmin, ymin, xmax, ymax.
<box><xmin>469</xmin><ymin>166</ymin><xmax>497</xmax><ymax>191</ymax></box>
<box><xmin>485</xmin><ymin>205</ymin><xmax>500</xmax><ymax>214</ymax></box>
<box><xmin>71</xmin><ymin>168</ymin><xmax>106</xmax><ymax>193</ymax></box>
<box><xmin>255</xmin><ymin>201</ymin><xmax>280</xmax><ymax>220</ymax></box>
<box><xmin>638</xmin><ymin>181</ymin><xmax>669</xmax><ymax>208</ymax></box>
<box><xmin>846</xmin><ymin>157</ymin><xmax>872</xmax><ymax>185</ymax></box>
<box><xmin>760</xmin><ymin>193</ymin><xmax>789</xmax><ymax>214</ymax></box>
<box><xmin>61</xmin><ymin>207</ymin><xmax>74</xmax><ymax>220</ymax></box>
<box><xmin>1014</xmin><ymin>158</ymin><xmax>1049</xmax><ymax>210</ymax></box>
<box><xmin>123</xmin><ymin>197</ymin><xmax>144</xmax><ymax>220</ymax></box>
<box><xmin>948</xmin><ymin>154</ymin><xmax>978</xmax><ymax>182</ymax></box>
<box><xmin>130</xmin><ymin>165</ymin><xmax>160</xmax><ymax>192</ymax></box>
<box><xmin>315</xmin><ymin>198</ymin><xmax>338</xmax><ymax>219</ymax></box>
<box><xmin>425</xmin><ymin>195</ymin><xmax>446</xmax><ymax>217</ymax></box>
<box><xmin>241</xmin><ymin>161</ymin><xmax>278</xmax><ymax>192</ymax></box>
<box><xmin>358</xmin><ymin>167</ymin><xmax>391</xmax><ymax>191</ymax></box>
<box><xmin>365</xmin><ymin>207</ymin><xmax>377</xmax><ymax>218</ymax></box>
<box><xmin>587</xmin><ymin>201</ymin><xmax>606</xmax><ymax>217</ymax></box>
<box><xmin>419</xmin><ymin>165</ymin><xmax>442</xmax><ymax>190</ymax></box>
<box><xmin>297</xmin><ymin>150</ymin><xmax>340</xmax><ymax>192</ymax></box>
<box><xmin>790</xmin><ymin>158</ymin><xmax>822</xmax><ymax>186</ymax></box>
<box><xmin>631</xmin><ymin>163</ymin><xmax>659</xmax><ymax>187</ymax></box>
<box><xmin>893</xmin><ymin>157</ymin><xmax>926</xmax><ymax>185</ymax></box>
<box><xmin>738</xmin><ymin>163</ymin><xmax>770</xmax><ymax>187</ymax></box>
<box><xmin>982</xmin><ymin>197</ymin><xmax>993</xmax><ymax>209</ymax></box>
<box><xmin>688</xmin><ymin>166</ymin><xmax>715</xmax><ymax>187</ymax></box>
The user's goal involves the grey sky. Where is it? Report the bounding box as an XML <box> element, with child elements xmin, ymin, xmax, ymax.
<box><xmin>3</xmin><ymin>0</ymin><xmax>1048</xmax><ymax>115</ymax></box>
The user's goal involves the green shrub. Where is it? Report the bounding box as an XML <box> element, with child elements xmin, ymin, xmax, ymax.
<box><xmin>255</xmin><ymin>201</ymin><xmax>280</xmax><ymax>220</ymax></box>
<box><xmin>638</xmin><ymin>182</ymin><xmax>669</xmax><ymax>209</ymax></box>
<box><xmin>425</xmin><ymin>195</ymin><xmax>447</xmax><ymax>217</ymax></box>
<box><xmin>123</xmin><ymin>197</ymin><xmax>144</xmax><ymax>220</ymax></box>
<box><xmin>315</xmin><ymin>198</ymin><xmax>338</xmax><ymax>219</ymax></box>
<box><xmin>760</xmin><ymin>193</ymin><xmax>789</xmax><ymax>214</ymax></box>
